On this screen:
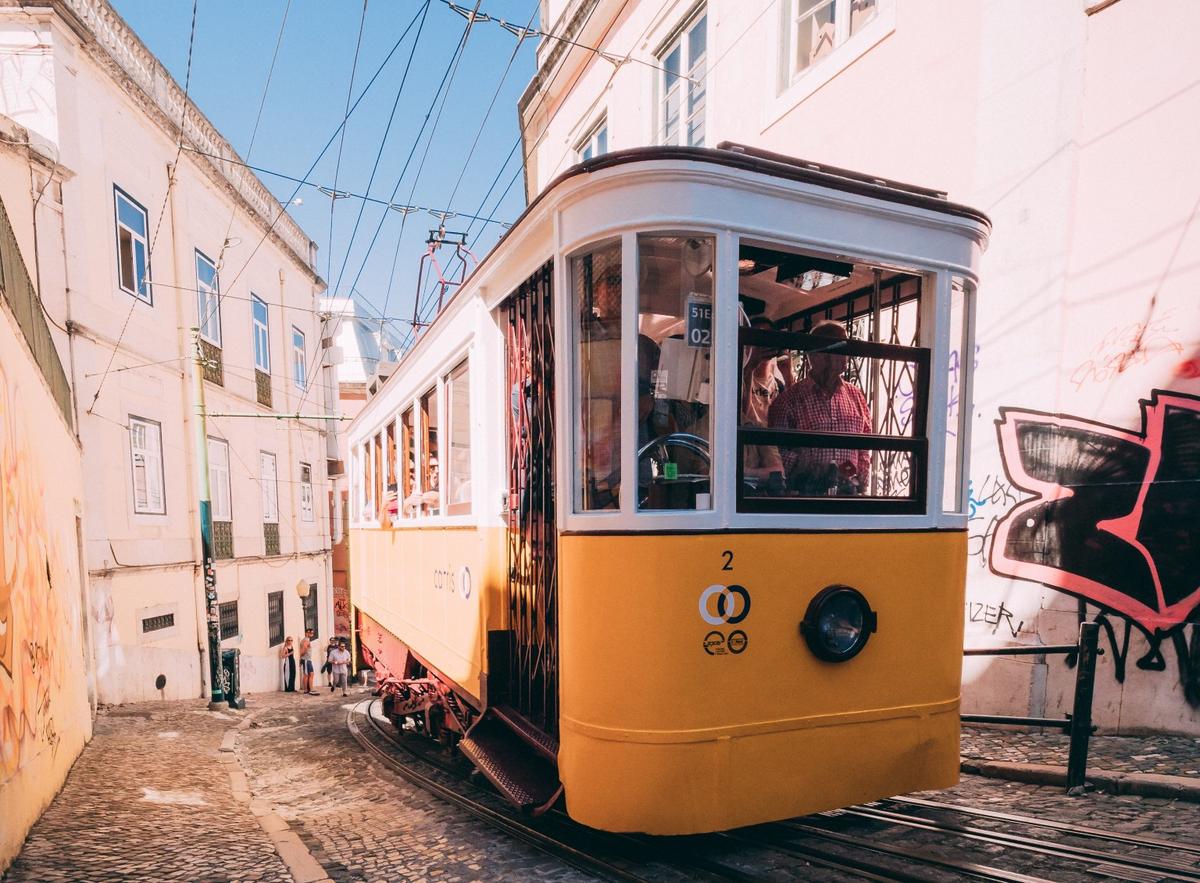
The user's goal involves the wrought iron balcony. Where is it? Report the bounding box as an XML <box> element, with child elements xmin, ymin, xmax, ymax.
<box><xmin>263</xmin><ymin>522</ymin><xmax>280</xmax><ymax>557</ymax></box>
<box><xmin>213</xmin><ymin>520</ymin><xmax>234</xmax><ymax>559</ymax></box>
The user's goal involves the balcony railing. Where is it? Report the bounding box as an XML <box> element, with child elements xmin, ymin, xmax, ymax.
<box><xmin>255</xmin><ymin>369</ymin><xmax>272</xmax><ymax>407</ymax></box>
<box><xmin>263</xmin><ymin>522</ymin><xmax>280</xmax><ymax>556</ymax></box>
<box><xmin>213</xmin><ymin>520</ymin><xmax>234</xmax><ymax>559</ymax></box>
<box><xmin>0</xmin><ymin>196</ymin><xmax>72</xmax><ymax>429</ymax></box>
<box><xmin>200</xmin><ymin>338</ymin><xmax>223</xmax><ymax>386</ymax></box>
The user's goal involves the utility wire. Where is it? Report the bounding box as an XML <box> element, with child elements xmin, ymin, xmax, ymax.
<box><xmin>193</xmin><ymin>1</ymin><xmax>429</xmax><ymax>344</ymax></box>
<box><xmin>330</xmin><ymin>0</ymin><xmax>432</xmax><ymax>302</ymax></box>
<box><xmin>327</xmin><ymin>0</ymin><xmax>369</xmax><ymax>286</ymax></box>
<box><xmin>437</xmin><ymin>0</ymin><xmax>695</xmax><ymax>83</ymax></box>
<box><xmin>87</xmin><ymin>0</ymin><xmax>198</xmax><ymax>417</ymax></box>
<box><xmin>306</xmin><ymin>0</ymin><xmax>483</xmax><ymax>415</ymax></box>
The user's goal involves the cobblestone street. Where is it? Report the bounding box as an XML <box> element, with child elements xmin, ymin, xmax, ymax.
<box><xmin>5</xmin><ymin>689</ymin><xmax>1200</xmax><ymax>882</ymax></box>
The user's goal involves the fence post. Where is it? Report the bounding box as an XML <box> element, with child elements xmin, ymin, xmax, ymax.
<box><xmin>1066</xmin><ymin>621</ymin><xmax>1100</xmax><ymax>795</ymax></box>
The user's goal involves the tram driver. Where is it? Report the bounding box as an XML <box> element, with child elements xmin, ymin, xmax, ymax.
<box><xmin>768</xmin><ymin>320</ymin><xmax>872</xmax><ymax>495</ymax></box>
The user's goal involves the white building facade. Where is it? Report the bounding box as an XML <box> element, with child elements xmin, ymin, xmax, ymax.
<box><xmin>522</xmin><ymin>0</ymin><xmax>1200</xmax><ymax>734</ymax></box>
<box><xmin>0</xmin><ymin>0</ymin><xmax>338</xmax><ymax>703</ymax></box>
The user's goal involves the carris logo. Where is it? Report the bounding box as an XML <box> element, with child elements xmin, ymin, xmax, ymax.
<box><xmin>698</xmin><ymin>584</ymin><xmax>751</xmax><ymax>625</ymax></box>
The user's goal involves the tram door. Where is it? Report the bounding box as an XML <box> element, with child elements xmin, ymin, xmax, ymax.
<box><xmin>503</xmin><ymin>261</ymin><xmax>558</xmax><ymax>735</ymax></box>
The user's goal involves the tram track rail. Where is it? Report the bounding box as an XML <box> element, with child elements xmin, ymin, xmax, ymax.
<box><xmin>349</xmin><ymin>698</ymin><xmax>1197</xmax><ymax>883</ymax></box>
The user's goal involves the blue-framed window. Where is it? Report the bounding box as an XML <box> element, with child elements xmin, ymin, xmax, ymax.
<box><xmin>114</xmin><ymin>187</ymin><xmax>151</xmax><ymax>303</ymax></box>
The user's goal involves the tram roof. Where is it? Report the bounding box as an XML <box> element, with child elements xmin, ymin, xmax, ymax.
<box><xmin>374</xmin><ymin>144</ymin><xmax>989</xmax><ymax>406</ymax></box>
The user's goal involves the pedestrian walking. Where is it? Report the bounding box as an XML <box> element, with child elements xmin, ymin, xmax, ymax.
<box><xmin>299</xmin><ymin>628</ymin><xmax>317</xmax><ymax>695</ymax></box>
<box><xmin>330</xmin><ymin>639</ymin><xmax>352</xmax><ymax>697</ymax></box>
<box><xmin>323</xmin><ymin>636</ymin><xmax>337</xmax><ymax>692</ymax></box>
<box><xmin>280</xmin><ymin>636</ymin><xmax>297</xmax><ymax>692</ymax></box>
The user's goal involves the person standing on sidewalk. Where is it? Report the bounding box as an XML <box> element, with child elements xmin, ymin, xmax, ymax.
<box><xmin>298</xmin><ymin>628</ymin><xmax>317</xmax><ymax>695</ymax></box>
<box><xmin>280</xmin><ymin>637</ymin><xmax>297</xmax><ymax>692</ymax></box>
<box><xmin>323</xmin><ymin>636</ymin><xmax>338</xmax><ymax>692</ymax></box>
<box><xmin>329</xmin><ymin>639</ymin><xmax>352</xmax><ymax>697</ymax></box>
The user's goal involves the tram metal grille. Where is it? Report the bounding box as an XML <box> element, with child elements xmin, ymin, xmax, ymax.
<box><xmin>791</xmin><ymin>273</ymin><xmax>922</xmax><ymax>498</ymax></box>
<box><xmin>504</xmin><ymin>260</ymin><xmax>559</xmax><ymax>737</ymax></box>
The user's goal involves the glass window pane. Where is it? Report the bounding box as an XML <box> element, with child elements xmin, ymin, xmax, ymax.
<box><xmin>447</xmin><ymin>360</ymin><xmax>471</xmax><ymax>512</ymax></box>
<box><xmin>596</xmin><ymin>125</ymin><xmax>607</xmax><ymax>156</ymax></box>
<box><xmin>421</xmin><ymin>388</ymin><xmax>439</xmax><ymax>515</ymax></box>
<box><xmin>943</xmin><ymin>277</ymin><xmax>971</xmax><ymax>513</ymax></box>
<box><xmin>133</xmin><ymin>240</ymin><xmax>148</xmax><ymax>299</ymax></box>
<box><xmin>795</xmin><ymin>0</ymin><xmax>836</xmax><ymax>73</ymax></box>
<box><xmin>849</xmin><ymin>0</ymin><xmax>878</xmax><ymax>35</ymax></box>
<box><xmin>117</xmin><ymin>194</ymin><xmax>146</xmax><ymax>236</ymax></box>
<box><xmin>688</xmin><ymin>15</ymin><xmax>706</xmax><ymax>63</ymax></box>
<box><xmin>118</xmin><ymin>229</ymin><xmax>135</xmax><ymax>292</ymax></box>
<box><xmin>637</xmin><ymin>235</ymin><xmax>714</xmax><ymax>511</ymax></box>
<box><xmin>574</xmin><ymin>242</ymin><xmax>622</xmax><ymax>511</ymax></box>
<box><xmin>400</xmin><ymin>407</ymin><xmax>415</xmax><ymax>515</ymax></box>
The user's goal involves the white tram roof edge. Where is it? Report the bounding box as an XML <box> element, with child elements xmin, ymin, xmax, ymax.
<box><xmin>349</xmin><ymin>143</ymin><xmax>991</xmax><ymax>444</ymax></box>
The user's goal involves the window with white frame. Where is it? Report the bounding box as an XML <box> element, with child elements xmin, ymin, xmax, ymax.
<box><xmin>300</xmin><ymin>462</ymin><xmax>314</xmax><ymax>522</ymax></box>
<box><xmin>785</xmin><ymin>0</ymin><xmax>878</xmax><ymax>81</ymax></box>
<box><xmin>577</xmin><ymin>116</ymin><xmax>608</xmax><ymax>161</ymax></box>
<box><xmin>114</xmin><ymin>187</ymin><xmax>151</xmax><ymax>303</ymax></box>
<box><xmin>292</xmin><ymin>327</ymin><xmax>307</xmax><ymax>390</ymax></box>
<box><xmin>196</xmin><ymin>250</ymin><xmax>222</xmax><ymax>346</ymax></box>
<box><xmin>658</xmin><ymin>10</ymin><xmax>707</xmax><ymax>147</ymax></box>
<box><xmin>129</xmin><ymin>416</ymin><xmax>165</xmax><ymax>514</ymax></box>
<box><xmin>207</xmin><ymin>437</ymin><xmax>232</xmax><ymax>521</ymax></box>
<box><xmin>252</xmin><ymin>295</ymin><xmax>270</xmax><ymax>372</ymax></box>
<box><xmin>260</xmin><ymin>451</ymin><xmax>279</xmax><ymax>523</ymax></box>
<box><xmin>445</xmin><ymin>359</ymin><xmax>471</xmax><ymax>515</ymax></box>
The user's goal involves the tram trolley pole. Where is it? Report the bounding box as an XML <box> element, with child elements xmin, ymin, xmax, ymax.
<box><xmin>962</xmin><ymin>621</ymin><xmax>1102</xmax><ymax>795</ymax></box>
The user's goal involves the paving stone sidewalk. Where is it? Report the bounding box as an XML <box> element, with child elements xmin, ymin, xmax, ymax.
<box><xmin>961</xmin><ymin>725</ymin><xmax>1200</xmax><ymax>778</ymax></box>
<box><xmin>3</xmin><ymin>699</ymin><xmax>293</xmax><ymax>883</ymax></box>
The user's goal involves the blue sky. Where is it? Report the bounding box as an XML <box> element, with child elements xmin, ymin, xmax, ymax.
<box><xmin>112</xmin><ymin>0</ymin><xmax>539</xmax><ymax>342</ymax></box>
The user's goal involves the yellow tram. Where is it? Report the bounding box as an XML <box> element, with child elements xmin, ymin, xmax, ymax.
<box><xmin>347</xmin><ymin>144</ymin><xmax>989</xmax><ymax>835</ymax></box>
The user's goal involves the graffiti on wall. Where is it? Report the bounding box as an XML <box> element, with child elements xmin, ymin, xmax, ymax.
<box><xmin>988</xmin><ymin>389</ymin><xmax>1200</xmax><ymax>705</ymax></box>
<box><xmin>0</xmin><ymin>362</ymin><xmax>75</xmax><ymax>780</ymax></box>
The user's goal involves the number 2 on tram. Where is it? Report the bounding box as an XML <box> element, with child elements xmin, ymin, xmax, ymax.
<box><xmin>347</xmin><ymin>143</ymin><xmax>990</xmax><ymax>835</ymax></box>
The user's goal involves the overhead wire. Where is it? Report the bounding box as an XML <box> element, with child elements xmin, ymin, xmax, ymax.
<box><xmin>300</xmin><ymin>0</ymin><xmax>484</xmax><ymax>415</ymax></box>
<box><xmin>193</xmin><ymin>1</ymin><xmax>429</xmax><ymax>347</ymax></box>
<box><xmin>327</xmin><ymin>0</ymin><xmax>369</xmax><ymax>286</ymax></box>
<box><xmin>87</xmin><ymin>0</ymin><xmax>199</xmax><ymax>417</ymax></box>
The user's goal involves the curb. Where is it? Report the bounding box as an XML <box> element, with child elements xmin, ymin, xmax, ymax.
<box><xmin>226</xmin><ymin>711</ymin><xmax>333</xmax><ymax>883</ymax></box>
<box><xmin>962</xmin><ymin>760</ymin><xmax>1200</xmax><ymax>802</ymax></box>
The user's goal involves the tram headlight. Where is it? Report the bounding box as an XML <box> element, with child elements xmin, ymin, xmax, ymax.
<box><xmin>799</xmin><ymin>585</ymin><xmax>877</xmax><ymax>663</ymax></box>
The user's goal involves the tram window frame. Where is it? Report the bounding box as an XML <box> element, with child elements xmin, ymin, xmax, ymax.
<box><xmin>420</xmin><ymin>386</ymin><xmax>441</xmax><ymax>516</ymax></box>
<box><xmin>445</xmin><ymin>359</ymin><xmax>472</xmax><ymax>516</ymax></box>
<box><xmin>400</xmin><ymin>406</ymin><xmax>416</xmax><ymax>518</ymax></box>
<box><xmin>735</xmin><ymin>327</ymin><xmax>930</xmax><ymax>514</ymax></box>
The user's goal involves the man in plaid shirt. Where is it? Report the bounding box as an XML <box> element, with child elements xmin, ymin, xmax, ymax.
<box><xmin>767</xmin><ymin>320</ymin><xmax>871</xmax><ymax>494</ymax></box>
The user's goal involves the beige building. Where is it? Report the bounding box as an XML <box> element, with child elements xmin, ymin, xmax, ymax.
<box><xmin>0</xmin><ymin>132</ymin><xmax>93</xmax><ymax>870</ymax></box>
<box><xmin>522</xmin><ymin>0</ymin><xmax>1200</xmax><ymax>734</ymax></box>
<box><xmin>0</xmin><ymin>0</ymin><xmax>337</xmax><ymax>705</ymax></box>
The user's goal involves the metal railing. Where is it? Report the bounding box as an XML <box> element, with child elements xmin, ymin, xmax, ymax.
<box><xmin>0</xmin><ymin>196</ymin><xmax>73</xmax><ymax>429</ymax></box>
<box><xmin>962</xmin><ymin>622</ymin><xmax>1101</xmax><ymax>793</ymax></box>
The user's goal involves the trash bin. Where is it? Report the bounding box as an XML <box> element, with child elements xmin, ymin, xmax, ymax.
<box><xmin>220</xmin><ymin>648</ymin><xmax>246</xmax><ymax>710</ymax></box>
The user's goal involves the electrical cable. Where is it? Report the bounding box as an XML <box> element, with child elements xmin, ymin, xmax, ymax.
<box><xmin>87</xmin><ymin>0</ymin><xmax>198</xmax><ymax>416</ymax></box>
<box><xmin>327</xmin><ymin>0</ymin><xmax>369</xmax><ymax>286</ymax></box>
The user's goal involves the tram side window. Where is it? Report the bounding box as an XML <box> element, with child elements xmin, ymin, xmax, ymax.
<box><xmin>400</xmin><ymin>407</ymin><xmax>416</xmax><ymax>518</ymax></box>
<box><xmin>445</xmin><ymin>359</ymin><xmax>471</xmax><ymax>515</ymax></box>
<box><xmin>735</xmin><ymin>242</ymin><xmax>929</xmax><ymax>512</ymax></box>
<box><xmin>573</xmin><ymin>241</ymin><xmax>622</xmax><ymax>511</ymax></box>
<box><xmin>363</xmin><ymin>442</ymin><xmax>374</xmax><ymax>522</ymax></box>
<box><xmin>384</xmin><ymin>421</ymin><xmax>397</xmax><ymax>524</ymax></box>
<box><xmin>373</xmin><ymin>431</ymin><xmax>384</xmax><ymax>521</ymax></box>
<box><xmin>637</xmin><ymin>234</ymin><xmax>714</xmax><ymax>511</ymax></box>
<box><xmin>421</xmin><ymin>387</ymin><xmax>440</xmax><ymax>516</ymax></box>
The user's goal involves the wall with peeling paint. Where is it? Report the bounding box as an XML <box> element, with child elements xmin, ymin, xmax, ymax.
<box><xmin>0</xmin><ymin>284</ymin><xmax>91</xmax><ymax>870</ymax></box>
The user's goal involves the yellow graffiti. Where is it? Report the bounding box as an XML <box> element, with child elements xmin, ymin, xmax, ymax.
<box><xmin>0</xmin><ymin>360</ymin><xmax>72</xmax><ymax>781</ymax></box>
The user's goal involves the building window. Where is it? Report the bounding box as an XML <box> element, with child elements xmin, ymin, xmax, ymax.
<box><xmin>260</xmin><ymin>451</ymin><xmax>279</xmax><ymax>524</ymax></box>
<box><xmin>207</xmin><ymin>436</ymin><xmax>232</xmax><ymax>522</ymax></box>
<box><xmin>129</xmin><ymin>415</ymin><xmax>166</xmax><ymax>514</ymax></box>
<box><xmin>142</xmin><ymin>612</ymin><xmax>175</xmax><ymax>633</ymax></box>
<box><xmin>577</xmin><ymin>117</ymin><xmax>608</xmax><ymax>161</ymax></box>
<box><xmin>292</xmin><ymin>327</ymin><xmax>307</xmax><ymax>390</ymax></box>
<box><xmin>300</xmin><ymin>462</ymin><xmax>314</xmax><ymax>522</ymax></box>
<box><xmin>302</xmin><ymin>585</ymin><xmax>318</xmax><ymax>637</ymax></box>
<box><xmin>219</xmin><ymin>601</ymin><xmax>239</xmax><ymax>640</ymax></box>
<box><xmin>267</xmin><ymin>590</ymin><xmax>284</xmax><ymax>647</ymax></box>
<box><xmin>786</xmin><ymin>0</ymin><xmax>878</xmax><ymax>80</ymax></box>
<box><xmin>573</xmin><ymin>240</ymin><xmax>622</xmax><ymax>511</ymax></box>
<box><xmin>252</xmin><ymin>295</ymin><xmax>270</xmax><ymax>372</ymax></box>
<box><xmin>659</xmin><ymin>10</ymin><xmax>707</xmax><ymax>147</ymax></box>
<box><xmin>196</xmin><ymin>250</ymin><xmax>222</xmax><ymax>346</ymax></box>
<box><xmin>114</xmin><ymin>187</ymin><xmax>151</xmax><ymax>303</ymax></box>
<box><xmin>445</xmin><ymin>360</ymin><xmax>471</xmax><ymax>515</ymax></box>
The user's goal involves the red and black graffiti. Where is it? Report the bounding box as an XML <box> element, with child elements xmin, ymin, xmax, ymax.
<box><xmin>989</xmin><ymin>390</ymin><xmax>1200</xmax><ymax>705</ymax></box>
